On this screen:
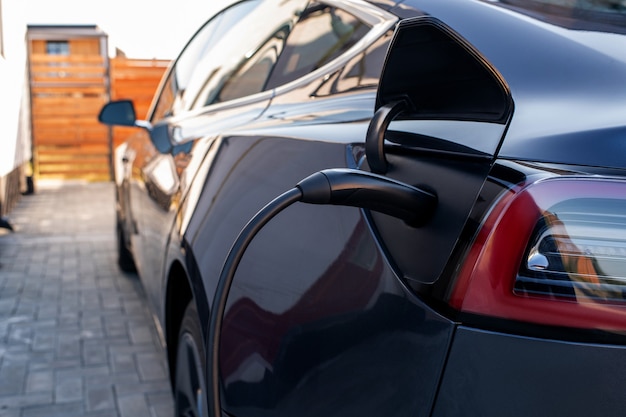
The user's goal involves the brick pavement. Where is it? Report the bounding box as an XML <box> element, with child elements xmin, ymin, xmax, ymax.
<box><xmin>0</xmin><ymin>181</ymin><xmax>174</xmax><ymax>417</ymax></box>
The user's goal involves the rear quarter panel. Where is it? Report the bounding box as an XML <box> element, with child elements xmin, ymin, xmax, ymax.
<box><xmin>182</xmin><ymin>126</ymin><xmax>455</xmax><ymax>416</ymax></box>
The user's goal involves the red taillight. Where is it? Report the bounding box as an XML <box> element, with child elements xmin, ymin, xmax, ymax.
<box><xmin>449</xmin><ymin>177</ymin><xmax>626</xmax><ymax>332</ymax></box>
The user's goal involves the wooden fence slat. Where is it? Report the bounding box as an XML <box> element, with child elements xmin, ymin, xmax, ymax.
<box><xmin>32</xmin><ymin>86</ymin><xmax>108</xmax><ymax>95</ymax></box>
<box><xmin>33</xmin><ymin>127</ymin><xmax>109</xmax><ymax>137</ymax></box>
<box><xmin>32</xmin><ymin>95</ymin><xmax>107</xmax><ymax>105</ymax></box>
<box><xmin>30</xmin><ymin>54</ymin><xmax>106</xmax><ymax>64</ymax></box>
<box><xmin>30</xmin><ymin>65</ymin><xmax>107</xmax><ymax>75</ymax></box>
<box><xmin>32</xmin><ymin>105</ymin><xmax>107</xmax><ymax>117</ymax></box>
<box><xmin>37</xmin><ymin>145</ymin><xmax>110</xmax><ymax>153</ymax></box>
<box><xmin>32</xmin><ymin>97</ymin><xmax>107</xmax><ymax>110</ymax></box>
<box><xmin>33</xmin><ymin>118</ymin><xmax>107</xmax><ymax>127</ymax></box>
<box><xmin>32</xmin><ymin>75</ymin><xmax>107</xmax><ymax>85</ymax></box>
<box><xmin>34</xmin><ymin>130</ymin><xmax>108</xmax><ymax>141</ymax></box>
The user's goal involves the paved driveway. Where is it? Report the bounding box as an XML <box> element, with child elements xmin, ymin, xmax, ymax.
<box><xmin>0</xmin><ymin>181</ymin><xmax>173</xmax><ymax>417</ymax></box>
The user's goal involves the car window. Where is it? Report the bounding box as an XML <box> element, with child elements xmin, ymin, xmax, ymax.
<box><xmin>191</xmin><ymin>0</ymin><xmax>310</xmax><ymax>109</ymax></box>
<box><xmin>202</xmin><ymin>0</ymin><xmax>376</xmax><ymax>107</ymax></box>
<box><xmin>205</xmin><ymin>25</ymin><xmax>289</xmax><ymax>105</ymax></box>
<box><xmin>265</xmin><ymin>2</ymin><xmax>371</xmax><ymax>90</ymax></box>
<box><xmin>151</xmin><ymin>0</ymin><xmax>310</xmax><ymax>120</ymax></box>
<box><xmin>151</xmin><ymin>0</ymin><xmax>373</xmax><ymax>120</ymax></box>
<box><xmin>151</xmin><ymin>0</ymin><xmax>262</xmax><ymax>121</ymax></box>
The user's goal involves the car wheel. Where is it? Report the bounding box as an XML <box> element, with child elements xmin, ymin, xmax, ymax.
<box><xmin>116</xmin><ymin>218</ymin><xmax>136</xmax><ymax>272</ymax></box>
<box><xmin>175</xmin><ymin>301</ymin><xmax>208</xmax><ymax>417</ymax></box>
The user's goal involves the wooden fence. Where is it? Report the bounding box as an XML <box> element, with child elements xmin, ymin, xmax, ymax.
<box><xmin>110</xmin><ymin>58</ymin><xmax>169</xmax><ymax>150</ymax></box>
<box><xmin>29</xmin><ymin>55</ymin><xmax>169</xmax><ymax>181</ymax></box>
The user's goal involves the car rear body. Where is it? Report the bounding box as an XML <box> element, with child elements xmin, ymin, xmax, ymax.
<box><xmin>99</xmin><ymin>0</ymin><xmax>626</xmax><ymax>415</ymax></box>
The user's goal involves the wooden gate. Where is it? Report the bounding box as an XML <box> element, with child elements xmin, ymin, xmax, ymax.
<box><xmin>30</xmin><ymin>53</ymin><xmax>111</xmax><ymax>181</ymax></box>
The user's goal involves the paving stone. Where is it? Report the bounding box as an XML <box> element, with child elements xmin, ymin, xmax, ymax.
<box><xmin>86</xmin><ymin>373</ymin><xmax>140</xmax><ymax>389</ymax></box>
<box><xmin>28</xmin><ymin>357</ymin><xmax>81</xmax><ymax>372</ymax></box>
<box><xmin>110</xmin><ymin>353</ymin><xmax>136</xmax><ymax>375</ymax></box>
<box><xmin>0</xmin><ymin>182</ymin><xmax>174</xmax><ymax>416</ymax></box>
<box><xmin>56</xmin><ymin>333</ymin><xmax>81</xmax><ymax>359</ymax></box>
<box><xmin>85</xmin><ymin>372</ymin><xmax>141</xmax><ymax>397</ymax></box>
<box><xmin>25</xmin><ymin>370</ymin><xmax>53</xmax><ymax>393</ymax></box>
<box><xmin>117</xmin><ymin>393</ymin><xmax>150</xmax><ymax>417</ymax></box>
<box><xmin>56</xmin><ymin>365</ymin><xmax>110</xmax><ymax>380</ymax></box>
<box><xmin>86</xmin><ymin>385</ymin><xmax>116</xmax><ymax>412</ymax></box>
<box><xmin>84</xmin><ymin>410</ymin><xmax>120</xmax><ymax>417</ymax></box>
<box><xmin>123</xmin><ymin>299</ymin><xmax>147</xmax><ymax>316</ymax></box>
<box><xmin>147</xmin><ymin>390</ymin><xmax>174</xmax><ymax>407</ymax></box>
<box><xmin>0</xmin><ymin>361</ymin><xmax>26</xmax><ymax>396</ymax></box>
<box><xmin>32</xmin><ymin>330</ymin><xmax>56</xmax><ymax>351</ymax></box>
<box><xmin>104</xmin><ymin>320</ymin><xmax>127</xmax><ymax>339</ymax></box>
<box><xmin>0</xmin><ymin>323</ymin><xmax>8</xmax><ymax>341</ymax></box>
<box><xmin>128</xmin><ymin>323</ymin><xmax>154</xmax><ymax>345</ymax></box>
<box><xmin>136</xmin><ymin>352</ymin><xmax>168</xmax><ymax>381</ymax></box>
<box><xmin>7</xmin><ymin>324</ymin><xmax>33</xmax><ymax>347</ymax></box>
<box><xmin>55</xmin><ymin>375</ymin><xmax>83</xmax><ymax>403</ymax></box>
<box><xmin>101</xmin><ymin>294</ymin><xmax>122</xmax><ymax>310</ymax></box>
<box><xmin>21</xmin><ymin>401</ymin><xmax>83</xmax><ymax>417</ymax></box>
<box><xmin>0</xmin><ymin>408</ymin><xmax>20</xmax><ymax>417</ymax></box>
<box><xmin>83</xmin><ymin>344</ymin><xmax>108</xmax><ymax>366</ymax></box>
<box><xmin>0</xmin><ymin>392</ymin><xmax>52</xmax><ymax>409</ymax></box>
<box><xmin>150</xmin><ymin>401</ymin><xmax>175</xmax><ymax>417</ymax></box>
<box><xmin>13</xmin><ymin>304</ymin><xmax>37</xmax><ymax>320</ymax></box>
<box><xmin>114</xmin><ymin>380</ymin><xmax>172</xmax><ymax>397</ymax></box>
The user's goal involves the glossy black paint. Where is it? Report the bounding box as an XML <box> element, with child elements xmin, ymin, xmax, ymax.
<box><xmin>433</xmin><ymin>327</ymin><xmax>626</xmax><ymax>417</ymax></box>
<box><xmin>102</xmin><ymin>0</ymin><xmax>626</xmax><ymax>416</ymax></box>
<box><xmin>375</xmin><ymin>17</ymin><xmax>513</xmax><ymax>123</ymax></box>
<box><xmin>175</xmin><ymin>129</ymin><xmax>457</xmax><ymax>415</ymax></box>
<box><xmin>407</xmin><ymin>0</ymin><xmax>626</xmax><ymax>169</ymax></box>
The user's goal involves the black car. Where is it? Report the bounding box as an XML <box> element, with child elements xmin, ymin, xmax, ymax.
<box><xmin>99</xmin><ymin>0</ymin><xmax>626</xmax><ymax>416</ymax></box>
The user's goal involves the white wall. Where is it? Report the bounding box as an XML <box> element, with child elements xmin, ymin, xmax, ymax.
<box><xmin>0</xmin><ymin>0</ymin><xmax>30</xmax><ymax>178</ymax></box>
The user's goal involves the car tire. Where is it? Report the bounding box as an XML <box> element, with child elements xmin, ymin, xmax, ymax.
<box><xmin>116</xmin><ymin>219</ymin><xmax>136</xmax><ymax>272</ymax></box>
<box><xmin>175</xmin><ymin>301</ymin><xmax>208</xmax><ymax>417</ymax></box>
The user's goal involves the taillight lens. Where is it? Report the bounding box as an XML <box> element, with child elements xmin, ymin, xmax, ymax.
<box><xmin>449</xmin><ymin>177</ymin><xmax>626</xmax><ymax>331</ymax></box>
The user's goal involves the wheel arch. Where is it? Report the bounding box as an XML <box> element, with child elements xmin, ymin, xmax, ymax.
<box><xmin>164</xmin><ymin>251</ymin><xmax>211</xmax><ymax>390</ymax></box>
<box><xmin>164</xmin><ymin>260</ymin><xmax>194</xmax><ymax>389</ymax></box>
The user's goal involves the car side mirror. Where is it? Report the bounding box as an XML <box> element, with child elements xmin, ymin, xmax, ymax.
<box><xmin>98</xmin><ymin>100</ymin><xmax>138</xmax><ymax>127</ymax></box>
<box><xmin>99</xmin><ymin>100</ymin><xmax>170</xmax><ymax>151</ymax></box>
<box><xmin>98</xmin><ymin>100</ymin><xmax>153</xmax><ymax>130</ymax></box>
